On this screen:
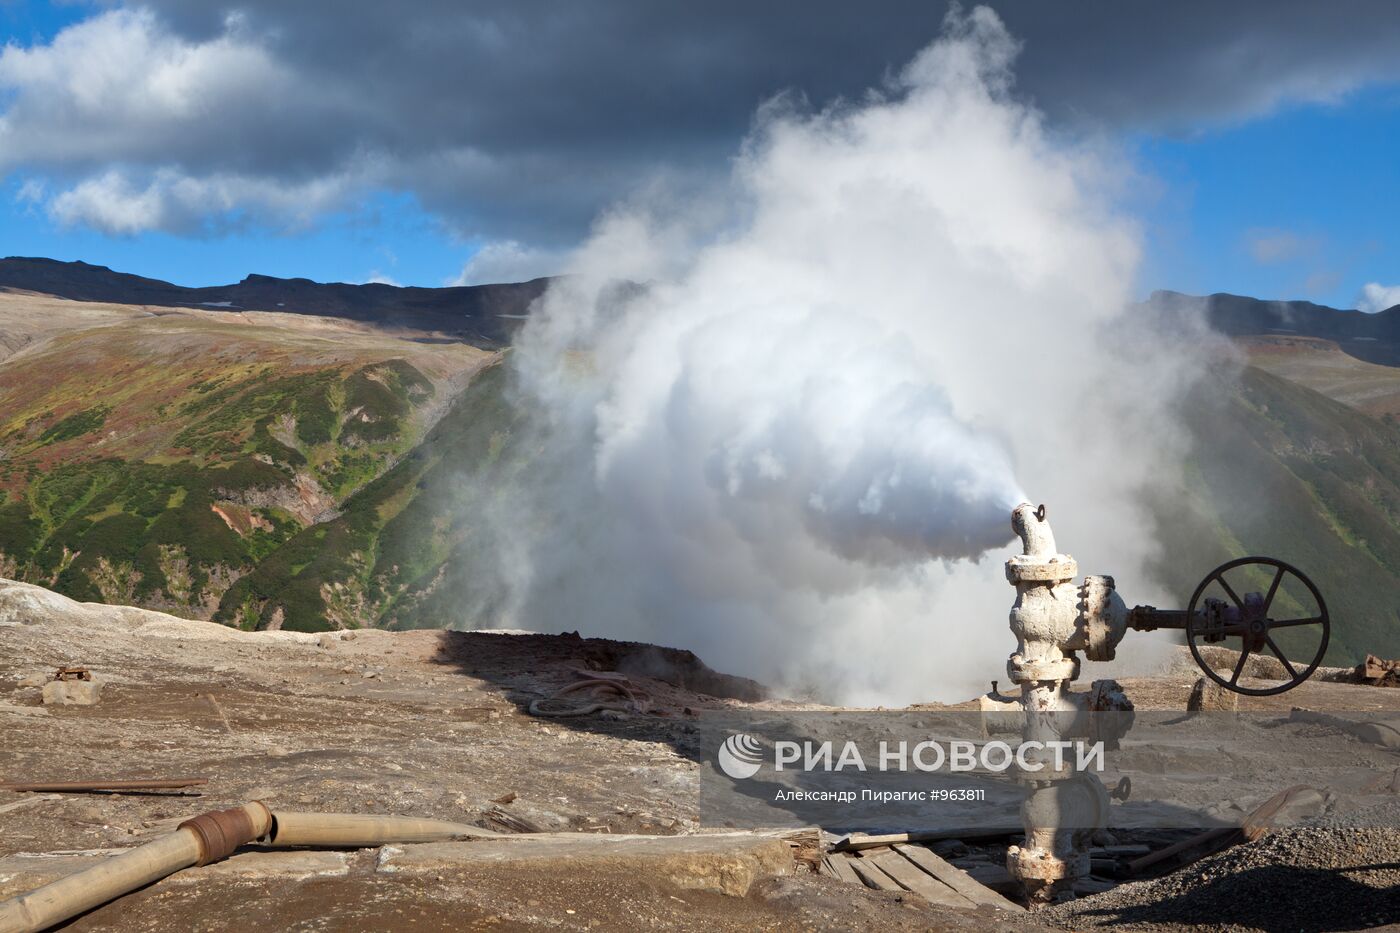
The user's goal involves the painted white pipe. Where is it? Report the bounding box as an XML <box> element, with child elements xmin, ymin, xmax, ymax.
<box><xmin>268</xmin><ymin>812</ymin><xmax>500</xmax><ymax>847</ymax></box>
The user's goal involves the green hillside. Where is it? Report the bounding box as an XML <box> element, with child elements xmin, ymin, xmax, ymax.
<box><xmin>2</xmin><ymin>287</ymin><xmax>1398</xmax><ymax>665</ymax></box>
<box><xmin>213</xmin><ymin>361</ymin><xmax>525</xmax><ymax>631</ymax></box>
<box><xmin>0</xmin><ymin>292</ymin><xmax>493</xmax><ymax>617</ymax></box>
<box><xmin>1151</xmin><ymin>366</ymin><xmax>1400</xmax><ymax>662</ymax></box>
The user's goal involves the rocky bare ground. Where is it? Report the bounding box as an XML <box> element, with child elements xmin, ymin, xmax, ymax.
<box><xmin>2</xmin><ymin>577</ymin><xmax>1399</xmax><ymax>931</ymax></box>
<box><xmin>0</xmin><ymin>579</ymin><xmax>1039</xmax><ymax>931</ymax></box>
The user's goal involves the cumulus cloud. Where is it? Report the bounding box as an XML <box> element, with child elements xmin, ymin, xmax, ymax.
<box><xmin>1357</xmin><ymin>282</ymin><xmax>1400</xmax><ymax>313</ymax></box>
<box><xmin>0</xmin><ymin>9</ymin><xmax>321</xmax><ymax>169</ymax></box>
<box><xmin>0</xmin><ymin>8</ymin><xmax>370</xmax><ymax>234</ymax></box>
<box><xmin>45</xmin><ymin>166</ymin><xmax>370</xmax><ymax>236</ymax></box>
<box><xmin>4</xmin><ymin>2</ymin><xmax>1400</xmax><ymax>243</ymax></box>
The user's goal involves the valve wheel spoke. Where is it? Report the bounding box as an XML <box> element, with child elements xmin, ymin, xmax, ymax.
<box><xmin>1266</xmin><ymin>616</ymin><xmax>1324</xmax><ymax>629</ymax></box>
<box><xmin>1262</xmin><ymin>565</ymin><xmax>1285</xmax><ymax>613</ymax></box>
<box><xmin>1229</xmin><ymin>647</ymin><xmax>1252</xmax><ymax>686</ymax></box>
<box><xmin>1264</xmin><ymin>635</ymin><xmax>1299</xmax><ymax>680</ymax></box>
<box><xmin>1216</xmin><ymin>575</ymin><xmax>1245</xmax><ymax>610</ymax></box>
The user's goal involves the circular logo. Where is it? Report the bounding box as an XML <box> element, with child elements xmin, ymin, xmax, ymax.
<box><xmin>717</xmin><ymin>733</ymin><xmax>764</xmax><ymax>780</ymax></box>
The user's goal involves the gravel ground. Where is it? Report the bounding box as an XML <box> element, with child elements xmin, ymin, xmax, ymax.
<box><xmin>1042</xmin><ymin>827</ymin><xmax>1400</xmax><ymax>932</ymax></box>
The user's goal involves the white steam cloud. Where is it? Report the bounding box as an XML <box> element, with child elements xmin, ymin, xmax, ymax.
<box><xmin>487</xmin><ymin>7</ymin><xmax>1203</xmax><ymax>704</ymax></box>
<box><xmin>1356</xmin><ymin>282</ymin><xmax>1400</xmax><ymax>314</ymax></box>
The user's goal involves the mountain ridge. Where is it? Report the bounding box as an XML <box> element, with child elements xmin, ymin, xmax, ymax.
<box><xmin>0</xmin><ymin>256</ymin><xmax>549</xmax><ymax>348</ymax></box>
<box><xmin>1145</xmin><ymin>289</ymin><xmax>1400</xmax><ymax>364</ymax></box>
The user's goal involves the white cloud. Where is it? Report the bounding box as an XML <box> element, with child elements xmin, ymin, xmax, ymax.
<box><xmin>46</xmin><ymin>166</ymin><xmax>370</xmax><ymax>236</ymax></box>
<box><xmin>6</xmin><ymin>4</ymin><xmax>1400</xmax><ymax>244</ymax></box>
<box><xmin>450</xmin><ymin>241</ymin><xmax>564</xmax><ymax>285</ymax></box>
<box><xmin>363</xmin><ymin>270</ymin><xmax>401</xmax><ymax>286</ymax></box>
<box><xmin>0</xmin><ymin>9</ymin><xmax>299</xmax><ymax>169</ymax></box>
<box><xmin>1356</xmin><ymin>282</ymin><xmax>1400</xmax><ymax>313</ymax></box>
<box><xmin>0</xmin><ymin>8</ymin><xmax>365</xmax><ymax>234</ymax></box>
<box><xmin>48</xmin><ymin>171</ymin><xmax>168</xmax><ymax>234</ymax></box>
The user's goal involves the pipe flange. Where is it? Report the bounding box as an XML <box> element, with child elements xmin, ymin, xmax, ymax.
<box><xmin>178</xmin><ymin>803</ymin><xmax>270</xmax><ymax>866</ymax></box>
<box><xmin>1006</xmin><ymin>846</ymin><xmax>1087</xmax><ymax>882</ymax></box>
<box><xmin>1087</xmin><ymin>678</ymin><xmax>1133</xmax><ymax>712</ymax></box>
<box><xmin>1008</xmin><ymin>655</ymin><xmax>1079</xmax><ymax>683</ymax></box>
<box><xmin>1087</xmin><ymin>679</ymin><xmax>1136</xmax><ymax>750</ymax></box>
<box><xmin>1080</xmin><ymin>575</ymin><xmax>1117</xmax><ymax>662</ymax></box>
<box><xmin>1006</xmin><ymin>555</ymin><xmax>1078</xmax><ymax>584</ymax></box>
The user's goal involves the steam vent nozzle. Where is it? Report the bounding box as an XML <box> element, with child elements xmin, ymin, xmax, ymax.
<box><xmin>1011</xmin><ymin>501</ymin><xmax>1055</xmax><ymax>557</ymax></box>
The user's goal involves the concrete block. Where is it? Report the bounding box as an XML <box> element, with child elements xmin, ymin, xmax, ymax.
<box><xmin>41</xmin><ymin>680</ymin><xmax>102</xmax><ymax>706</ymax></box>
<box><xmin>1187</xmin><ymin>677</ymin><xmax>1237</xmax><ymax>712</ymax></box>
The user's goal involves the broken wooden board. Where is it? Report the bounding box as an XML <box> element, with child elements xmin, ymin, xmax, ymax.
<box><xmin>822</xmin><ymin>841</ymin><xmax>1026</xmax><ymax>912</ymax></box>
<box><xmin>863</xmin><ymin>849</ymin><xmax>975</xmax><ymax>909</ymax></box>
<box><xmin>821</xmin><ymin>853</ymin><xmax>861</xmax><ymax>885</ymax></box>
<box><xmin>847</xmin><ymin>855</ymin><xmax>902</xmax><ymax>892</ymax></box>
<box><xmin>893</xmin><ymin>843</ymin><xmax>1025</xmax><ymax>913</ymax></box>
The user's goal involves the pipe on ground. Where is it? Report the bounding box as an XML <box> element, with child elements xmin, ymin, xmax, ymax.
<box><xmin>0</xmin><ymin>802</ymin><xmax>272</xmax><ymax>933</ymax></box>
<box><xmin>267</xmin><ymin>811</ymin><xmax>500</xmax><ymax>848</ymax></box>
<box><xmin>0</xmin><ymin>805</ymin><xmax>500</xmax><ymax>933</ymax></box>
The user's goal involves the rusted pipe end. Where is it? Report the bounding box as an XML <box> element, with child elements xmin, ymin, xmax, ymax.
<box><xmin>178</xmin><ymin>802</ymin><xmax>272</xmax><ymax>866</ymax></box>
<box><xmin>1011</xmin><ymin>502</ymin><xmax>1057</xmax><ymax>558</ymax></box>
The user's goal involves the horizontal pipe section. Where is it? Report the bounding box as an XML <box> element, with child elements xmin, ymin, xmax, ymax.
<box><xmin>268</xmin><ymin>812</ymin><xmax>500</xmax><ymax>848</ymax></box>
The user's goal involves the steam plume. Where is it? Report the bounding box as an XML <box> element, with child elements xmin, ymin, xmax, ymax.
<box><xmin>486</xmin><ymin>7</ymin><xmax>1203</xmax><ymax>703</ymax></box>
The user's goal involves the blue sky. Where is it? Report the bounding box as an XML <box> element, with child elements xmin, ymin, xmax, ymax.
<box><xmin>1134</xmin><ymin>84</ymin><xmax>1400</xmax><ymax>308</ymax></box>
<box><xmin>1</xmin><ymin>1</ymin><xmax>1397</xmax><ymax>307</ymax></box>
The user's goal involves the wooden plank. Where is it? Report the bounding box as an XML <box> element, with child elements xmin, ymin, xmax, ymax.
<box><xmin>894</xmin><ymin>843</ymin><xmax>1026</xmax><ymax>913</ymax></box>
<box><xmin>831</xmin><ymin>826</ymin><xmax>1021</xmax><ymax>852</ymax></box>
<box><xmin>825</xmin><ymin>853</ymin><xmax>862</xmax><ymax>886</ymax></box>
<box><xmin>848</xmin><ymin>854</ymin><xmax>903</xmax><ymax>892</ymax></box>
<box><xmin>865</xmin><ymin>849</ymin><xmax>976</xmax><ymax>909</ymax></box>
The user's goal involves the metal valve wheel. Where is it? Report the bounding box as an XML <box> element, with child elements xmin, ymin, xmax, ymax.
<box><xmin>1185</xmin><ymin>557</ymin><xmax>1330</xmax><ymax>696</ymax></box>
